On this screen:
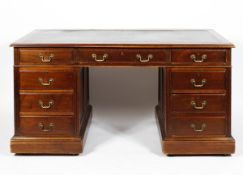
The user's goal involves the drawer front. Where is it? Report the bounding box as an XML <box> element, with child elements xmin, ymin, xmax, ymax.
<box><xmin>19</xmin><ymin>116</ymin><xmax>75</xmax><ymax>136</ymax></box>
<box><xmin>171</xmin><ymin>68</ymin><xmax>226</xmax><ymax>93</ymax></box>
<box><xmin>171</xmin><ymin>49</ymin><xmax>226</xmax><ymax>64</ymax></box>
<box><xmin>20</xmin><ymin>93</ymin><xmax>74</xmax><ymax>114</ymax></box>
<box><xmin>171</xmin><ymin>94</ymin><xmax>226</xmax><ymax>113</ymax></box>
<box><xmin>167</xmin><ymin>117</ymin><xmax>226</xmax><ymax>137</ymax></box>
<box><xmin>123</xmin><ymin>49</ymin><xmax>170</xmax><ymax>64</ymax></box>
<box><xmin>19</xmin><ymin>71</ymin><xmax>75</xmax><ymax>90</ymax></box>
<box><xmin>19</xmin><ymin>48</ymin><xmax>74</xmax><ymax>65</ymax></box>
<box><xmin>78</xmin><ymin>48</ymin><xmax>170</xmax><ymax>65</ymax></box>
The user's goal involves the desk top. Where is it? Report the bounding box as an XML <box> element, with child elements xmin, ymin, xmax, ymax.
<box><xmin>11</xmin><ymin>29</ymin><xmax>234</xmax><ymax>48</ymax></box>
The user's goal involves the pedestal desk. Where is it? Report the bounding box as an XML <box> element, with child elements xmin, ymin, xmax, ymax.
<box><xmin>10</xmin><ymin>30</ymin><xmax>235</xmax><ymax>155</ymax></box>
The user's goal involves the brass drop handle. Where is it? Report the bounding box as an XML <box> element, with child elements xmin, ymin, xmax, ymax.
<box><xmin>39</xmin><ymin>54</ymin><xmax>54</xmax><ymax>63</ymax></box>
<box><xmin>190</xmin><ymin>123</ymin><xmax>207</xmax><ymax>132</ymax></box>
<box><xmin>38</xmin><ymin>100</ymin><xmax>54</xmax><ymax>109</ymax></box>
<box><xmin>91</xmin><ymin>53</ymin><xmax>108</xmax><ymax>62</ymax></box>
<box><xmin>190</xmin><ymin>54</ymin><xmax>207</xmax><ymax>63</ymax></box>
<box><xmin>38</xmin><ymin>122</ymin><xmax>54</xmax><ymax>132</ymax></box>
<box><xmin>190</xmin><ymin>78</ymin><xmax>207</xmax><ymax>88</ymax></box>
<box><xmin>38</xmin><ymin>78</ymin><xmax>54</xmax><ymax>86</ymax></box>
<box><xmin>136</xmin><ymin>54</ymin><xmax>153</xmax><ymax>63</ymax></box>
<box><xmin>191</xmin><ymin>100</ymin><xmax>207</xmax><ymax>110</ymax></box>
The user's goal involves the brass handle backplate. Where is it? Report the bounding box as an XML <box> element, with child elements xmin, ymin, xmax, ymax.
<box><xmin>190</xmin><ymin>54</ymin><xmax>207</xmax><ymax>63</ymax></box>
<box><xmin>190</xmin><ymin>78</ymin><xmax>207</xmax><ymax>88</ymax></box>
<box><xmin>38</xmin><ymin>100</ymin><xmax>54</xmax><ymax>109</ymax></box>
<box><xmin>190</xmin><ymin>123</ymin><xmax>207</xmax><ymax>132</ymax></box>
<box><xmin>39</xmin><ymin>54</ymin><xmax>54</xmax><ymax>63</ymax></box>
<box><xmin>91</xmin><ymin>53</ymin><xmax>108</xmax><ymax>62</ymax></box>
<box><xmin>38</xmin><ymin>122</ymin><xmax>54</xmax><ymax>132</ymax></box>
<box><xmin>191</xmin><ymin>100</ymin><xmax>207</xmax><ymax>110</ymax></box>
<box><xmin>136</xmin><ymin>54</ymin><xmax>153</xmax><ymax>63</ymax></box>
<box><xmin>38</xmin><ymin>78</ymin><xmax>54</xmax><ymax>86</ymax></box>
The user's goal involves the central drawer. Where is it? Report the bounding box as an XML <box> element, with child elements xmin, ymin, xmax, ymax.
<box><xmin>78</xmin><ymin>48</ymin><xmax>170</xmax><ymax>65</ymax></box>
<box><xmin>19</xmin><ymin>93</ymin><xmax>74</xmax><ymax>115</ymax></box>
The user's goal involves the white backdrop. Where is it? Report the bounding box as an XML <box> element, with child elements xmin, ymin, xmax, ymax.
<box><xmin>0</xmin><ymin>0</ymin><xmax>243</xmax><ymax>175</ymax></box>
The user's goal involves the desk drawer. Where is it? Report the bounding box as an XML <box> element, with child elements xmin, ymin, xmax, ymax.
<box><xmin>78</xmin><ymin>48</ymin><xmax>170</xmax><ymax>65</ymax></box>
<box><xmin>123</xmin><ymin>49</ymin><xmax>170</xmax><ymax>64</ymax></box>
<box><xmin>19</xmin><ymin>71</ymin><xmax>75</xmax><ymax>90</ymax></box>
<box><xmin>19</xmin><ymin>48</ymin><xmax>74</xmax><ymax>65</ymax></box>
<box><xmin>19</xmin><ymin>116</ymin><xmax>75</xmax><ymax>136</ymax></box>
<box><xmin>20</xmin><ymin>93</ymin><xmax>74</xmax><ymax>115</ymax></box>
<box><xmin>171</xmin><ymin>94</ymin><xmax>226</xmax><ymax>113</ymax></box>
<box><xmin>171</xmin><ymin>68</ymin><xmax>226</xmax><ymax>93</ymax></box>
<box><xmin>171</xmin><ymin>49</ymin><xmax>226</xmax><ymax>64</ymax></box>
<box><xmin>168</xmin><ymin>116</ymin><xmax>226</xmax><ymax>137</ymax></box>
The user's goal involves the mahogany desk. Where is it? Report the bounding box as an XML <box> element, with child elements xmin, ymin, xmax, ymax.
<box><xmin>10</xmin><ymin>30</ymin><xmax>235</xmax><ymax>155</ymax></box>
